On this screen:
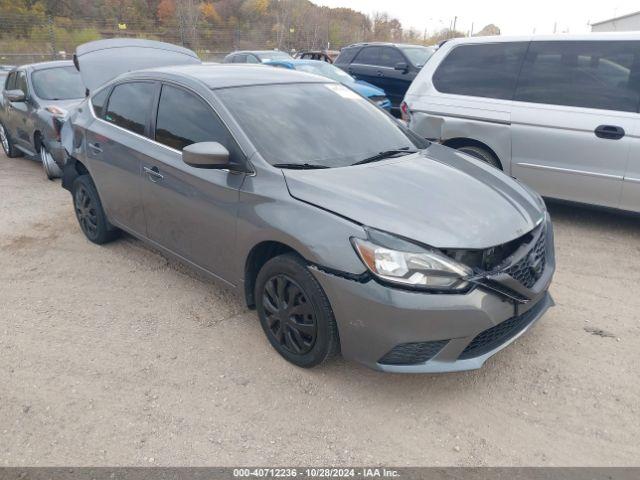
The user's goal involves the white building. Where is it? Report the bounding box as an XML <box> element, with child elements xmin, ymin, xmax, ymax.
<box><xmin>591</xmin><ymin>11</ymin><xmax>640</xmax><ymax>32</ymax></box>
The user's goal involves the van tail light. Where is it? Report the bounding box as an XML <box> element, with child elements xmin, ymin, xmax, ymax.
<box><xmin>400</xmin><ymin>101</ymin><xmax>411</xmax><ymax>123</ymax></box>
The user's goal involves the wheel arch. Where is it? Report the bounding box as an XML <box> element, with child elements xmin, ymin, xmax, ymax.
<box><xmin>244</xmin><ymin>240</ymin><xmax>302</xmax><ymax>309</ymax></box>
<box><xmin>442</xmin><ymin>137</ymin><xmax>503</xmax><ymax>170</ymax></box>
<box><xmin>61</xmin><ymin>156</ymin><xmax>90</xmax><ymax>191</ymax></box>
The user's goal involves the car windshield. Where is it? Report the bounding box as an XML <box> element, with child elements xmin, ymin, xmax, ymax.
<box><xmin>216</xmin><ymin>83</ymin><xmax>427</xmax><ymax>168</ymax></box>
<box><xmin>294</xmin><ymin>62</ymin><xmax>355</xmax><ymax>84</ymax></box>
<box><xmin>31</xmin><ymin>66</ymin><xmax>85</xmax><ymax>100</ymax></box>
<box><xmin>259</xmin><ymin>51</ymin><xmax>292</xmax><ymax>61</ymax></box>
<box><xmin>400</xmin><ymin>46</ymin><xmax>434</xmax><ymax>67</ymax></box>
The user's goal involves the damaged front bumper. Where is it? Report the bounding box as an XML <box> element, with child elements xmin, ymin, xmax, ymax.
<box><xmin>311</xmin><ymin>217</ymin><xmax>556</xmax><ymax>373</ymax></box>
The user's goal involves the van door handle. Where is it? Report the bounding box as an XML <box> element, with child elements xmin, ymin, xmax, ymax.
<box><xmin>143</xmin><ymin>166</ymin><xmax>163</xmax><ymax>182</ymax></box>
<box><xmin>595</xmin><ymin>125</ymin><xmax>625</xmax><ymax>140</ymax></box>
<box><xmin>88</xmin><ymin>142</ymin><xmax>102</xmax><ymax>153</ymax></box>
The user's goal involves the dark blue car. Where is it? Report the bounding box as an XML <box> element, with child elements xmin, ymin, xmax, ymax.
<box><xmin>264</xmin><ymin>59</ymin><xmax>392</xmax><ymax>111</ymax></box>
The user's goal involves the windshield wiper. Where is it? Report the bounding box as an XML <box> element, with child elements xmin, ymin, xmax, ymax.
<box><xmin>351</xmin><ymin>148</ymin><xmax>419</xmax><ymax>166</ymax></box>
<box><xmin>272</xmin><ymin>163</ymin><xmax>331</xmax><ymax>170</ymax></box>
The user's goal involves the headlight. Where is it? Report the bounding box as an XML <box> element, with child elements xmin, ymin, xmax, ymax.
<box><xmin>351</xmin><ymin>229</ymin><xmax>472</xmax><ymax>291</ymax></box>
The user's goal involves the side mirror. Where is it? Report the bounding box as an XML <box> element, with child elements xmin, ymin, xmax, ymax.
<box><xmin>4</xmin><ymin>89</ymin><xmax>26</xmax><ymax>103</ymax></box>
<box><xmin>394</xmin><ymin>62</ymin><xmax>409</xmax><ymax>73</ymax></box>
<box><xmin>182</xmin><ymin>142</ymin><xmax>232</xmax><ymax>169</ymax></box>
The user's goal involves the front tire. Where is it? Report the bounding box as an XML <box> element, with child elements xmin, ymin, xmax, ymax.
<box><xmin>255</xmin><ymin>253</ymin><xmax>339</xmax><ymax>368</ymax></box>
<box><xmin>72</xmin><ymin>174</ymin><xmax>119</xmax><ymax>245</ymax></box>
<box><xmin>0</xmin><ymin>121</ymin><xmax>23</xmax><ymax>158</ymax></box>
<box><xmin>39</xmin><ymin>143</ymin><xmax>62</xmax><ymax>180</ymax></box>
<box><xmin>456</xmin><ymin>145</ymin><xmax>501</xmax><ymax>169</ymax></box>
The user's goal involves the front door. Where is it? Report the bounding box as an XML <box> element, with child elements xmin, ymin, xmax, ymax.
<box><xmin>511</xmin><ymin>40</ymin><xmax>640</xmax><ymax>209</ymax></box>
<box><xmin>620</xmin><ymin>119</ymin><xmax>640</xmax><ymax>212</ymax></box>
<box><xmin>11</xmin><ymin>70</ymin><xmax>37</xmax><ymax>152</ymax></box>
<box><xmin>140</xmin><ymin>83</ymin><xmax>245</xmax><ymax>283</ymax></box>
<box><xmin>85</xmin><ymin>81</ymin><xmax>157</xmax><ymax>235</ymax></box>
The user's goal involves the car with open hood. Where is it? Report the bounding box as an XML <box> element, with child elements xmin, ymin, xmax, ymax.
<box><xmin>0</xmin><ymin>60</ymin><xmax>85</xmax><ymax>179</ymax></box>
<box><xmin>60</xmin><ymin>39</ymin><xmax>555</xmax><ymax>373</ymax></box>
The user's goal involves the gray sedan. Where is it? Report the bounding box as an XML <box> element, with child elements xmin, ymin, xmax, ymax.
<box><xmin>61</xmin><ymin>40</ymin><xmax>555</xmax><ymax>373</ymax></box>
<box><xmin>0</xmin><ymin>60</ymin><xmax>85</xmax><ymax>179</ymax></box>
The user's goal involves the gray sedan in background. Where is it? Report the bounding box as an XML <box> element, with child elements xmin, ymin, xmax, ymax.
<box><xmin>61</xmin><ymin>40</ymin><xmax>555</xmax><ymax>373</ymax></box>
<box><xmin>0</xmin><ymin>60</ymin><xmax>85</xmax><ymax>179</ymax></box>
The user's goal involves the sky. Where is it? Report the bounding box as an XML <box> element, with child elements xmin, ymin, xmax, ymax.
<box><xmin>313</xmin><ymin>0</ymin><xmax>640</xmax><ymax>36</ymax></box>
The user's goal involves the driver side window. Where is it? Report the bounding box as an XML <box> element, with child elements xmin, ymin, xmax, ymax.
<box><xmin>16</xmin><ymin>71</ymin><xmax>28</xmax><ymax>95</ymax></box>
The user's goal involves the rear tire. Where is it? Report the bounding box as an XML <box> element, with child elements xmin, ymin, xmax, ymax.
<box><xmin>39</xmin><ymin>143</ymin><xmax>62</xmax><ymax>180</ymax></box>
<box><xmin>72</xmin><ymin>174</ymin><xmax>119</xmax><ymax>245</ymax></box>
<box><xmin>456</xmin><ymin>145</ymin><xmax>501</xmax><ymax>169</ymax></box>
<box><xmin>255</xmin><ymin>253</ymin><xmax>339</xmax><ymax>368</ymax></box>
<box><xmin>0</xmin><ymin>121</ymin><xmax>23</xmax><ymax>158</ymax></box>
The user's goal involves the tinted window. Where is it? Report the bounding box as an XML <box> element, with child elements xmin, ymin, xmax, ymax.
<box><xmin>233</xmin><ymin>54</ymin><xmax>247</xmax><ymax>63</ymax></box>
<box><xmin>32</xmin><ymin>66</ymin><xmax>85</xmax><ymax>100</ymax></box>
<box><xmin>433</xmin><ymin>42</ymin><xmax>528</xmax><ymax>100</ymax></box>
<box><xmin>355</xmin><ymin>47</ymin><xmax>382</xmax><ymax>65</ymax></box>
<box><xmin>216</xmin><ymin>83</ymin><xmax>428</xmax><ymax>168</ymax></box>
<box><xmin>379</xmin><ymin>47</ymin><xmax>405</xmax><ymax>68</ymax></box>
<box><xmin>335</xmin><ymin>47</ymin><xmax>360</xmax><ymax>65</ymax></box>
<box><xmin>155</xmin><ymin>84</ymin><xmax>240</xmax><ymax>161</ymax></box>
<box><xmin>246</xmin><ymin>54</ymin><xmax>260</xmax><ymax>64</ymax></box>
<box><xmin>91</xmin><ymin>88</ymin><xmax>110</xmax><ymax>118</ymax></box>
<box><xmin>105</xmin><ymin>82</ymin><xmax>154</xmax><ymax>136</ymax></box>
<box><xmin>16</xmin><ymin>71</ymin><xmax>28</xmax><ymax>94</ymax></box>
<box><xmin>515</xmin><ymin>41</ymin><xmax>640</xmax><ymax>112</ymax></box>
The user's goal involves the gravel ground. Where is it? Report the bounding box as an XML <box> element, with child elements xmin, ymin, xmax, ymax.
<box><xmin>1</xmin><ymin>153</ymin><xmax>639</xmax><ymax>467</ymax></box>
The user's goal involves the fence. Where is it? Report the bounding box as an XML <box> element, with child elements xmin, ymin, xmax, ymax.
<box><xmin>0</xmin><ymin>14</ymin><xmax>376</xmax><ymax>66</ymax></box>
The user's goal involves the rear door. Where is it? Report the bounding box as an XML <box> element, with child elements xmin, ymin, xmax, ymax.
<box><xmin>349</xmin><ymin>46</ymin><xmax>383</xmax><ymax>88</ymax></box>
<box><xmin>620</xmin><ymin>120</ymin><xmax>640</xmax><ymax>212</ymax></box>
<box><xmin>85</xmin><ymin>81</ymin><xmax>157</xmax><ymax>235</ymax></box>
<box><xmin>140</xmin><ymin>83</ymin><xmax>245</xmax><ymax>282</ymax></box>
<box><xmin>511</xmin><ymin>40</ymin><xmax>640</xmax><ymax>208</ymax></box>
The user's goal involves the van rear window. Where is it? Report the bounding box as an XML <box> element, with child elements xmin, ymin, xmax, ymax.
<box><xmin>433</xmin><ymin>42</ymin><xmax>528</xmax><ymax>100</ymax></box>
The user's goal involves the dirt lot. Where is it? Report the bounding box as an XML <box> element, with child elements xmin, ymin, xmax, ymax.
<box><xmin>1</xmin><ymin>153</ymin><xmax>639</xmax><ymax>467</ymax></box>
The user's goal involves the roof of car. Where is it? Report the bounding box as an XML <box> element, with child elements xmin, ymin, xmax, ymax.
<box><xmin>137</xmin><ymin>64</ymin><xmax>333</xmax><ymax>89</ymax></box>
<box><xmin>442</xmin><ymin>31</ymin><xmax>640</xmax><ymax>46</ymax></box>
<box><xmin>228</xmin><ymin>50</ymin><xmax>290</xmax><ymax>56</ymax></box>
<box><xmin>345</xmin><ymin>42</ymin><xmax>434</xmax><ymax>49</ymax></box>
<box><xmin>18</xmin><ymin>60</ymin><xmax>74</xmax><ymax>71</ymax></box>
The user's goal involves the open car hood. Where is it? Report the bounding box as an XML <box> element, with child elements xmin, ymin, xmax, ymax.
<box><xmin>283</xmin><ymin>143</ymin><xmax>545</xmax><ymax>250</ymax></box>
<box><xmin>74</xmin><ymin>39</ymin><xmax>201</xmax><ymax>92</ymax></box>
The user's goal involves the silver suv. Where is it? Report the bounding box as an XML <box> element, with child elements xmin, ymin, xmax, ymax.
<box><xmin>404</xmin><ymin>33</ymin><xmax>640</xmax><ymax>213</ymax></box>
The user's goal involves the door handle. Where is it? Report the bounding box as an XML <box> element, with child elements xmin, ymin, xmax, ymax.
<box><xmin>88</xmin><ymin>142</ymin><xmax>102</xmax><ymax>153</ymax></box>
<box><xmin>143</xmin><ymin>166</ymin><xmax>164</xmax><ymax>182</ymax></box>
<box><xmin>376</xmin><ymin>71</ymin><xmax>384</xmax><ymax>77</ymax></box>
<box><xmin>595</xmin><ymin>125</ymin><xmax>625</xmax><ymax>140</ymax></box>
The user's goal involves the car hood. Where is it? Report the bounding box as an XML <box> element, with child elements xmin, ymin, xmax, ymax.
<box><xmin>283</xmin><ymin>143</ymin><xmax>545</xmax><ymax>249</ymax></box>
<box><xmin>352</xmin><ymin>80</ymin><xmax>385</xmax><ymax>98</ymax></box>
<box><xmin>74</xmin><ymin>38</ymin><xmax>201</xmax><ymax>92</ymax></box>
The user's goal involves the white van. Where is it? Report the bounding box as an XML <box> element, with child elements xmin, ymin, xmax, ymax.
<box><xmin>403</xmin><ymin>33</ymin><xmax>640</xmax><ymax>213</ymax></box>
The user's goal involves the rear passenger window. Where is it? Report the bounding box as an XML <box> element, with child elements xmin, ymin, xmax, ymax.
<box><xmin>355</xmin><ymin>47</ymin><xmax>382</xmax><ymax>65</ymax></box>
<box><xmin>91</xmin><ymin>88</ymin><xmax>109</xmax><ymax>118</ymax></box>
<box><xmin>155</xmin><ymin>84</ymin><xmax>241</xmax><ymax>162</ymax></box>
<box><xmin>515</xmin><ymin>41</ymin><xmax>640</xmax><ymax>112</ymax></box>
<box><xmin>104</xmin><ymin>82</ymin><xmax>154</xmax><ymax>136</ymax></box>
<box><xmin>433</xmin><ymin>42</ymin><xmax>528</xmax><ymax>100</ymax></box>
<box><xmin>380</xmin><ymin>47</ymin><xmax>405</xmax><ymax>68</ymax></box>
<box><xmin>335</xmin><ymin>47</ymin><xmax>360</xmax><ymax>65</ymax></box>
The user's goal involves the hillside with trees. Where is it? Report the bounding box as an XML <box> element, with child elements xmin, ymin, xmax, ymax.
<box><xmin>0</xmin><ymin>0</ymin><xmax>499</xmax><ymax>63</ymax></box>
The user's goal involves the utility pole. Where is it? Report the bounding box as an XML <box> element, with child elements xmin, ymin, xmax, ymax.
<box><xmin>452</xmin><ymin>16</ymin><xmax>457</xmax><ymax>33</ymax></box>
<box><xmin>470</xmin><ymin>22</ymin><xmax>474</xmax><ymax>37</ymax></box>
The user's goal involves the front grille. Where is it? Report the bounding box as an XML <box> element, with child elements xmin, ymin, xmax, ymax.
<box><xmin>379</xmin><ymin>340</ymin><xmax>448</xmax><ymax>365</ymax></box>
<box><xmin>505</xmin><ymin>227</ymin><xmax>547</xmax><ymax>288</ymax></box>
<box><xmin>459</xmin><ymin>298</ymin><xmax>547</xmax><ymax>360</ymax></box>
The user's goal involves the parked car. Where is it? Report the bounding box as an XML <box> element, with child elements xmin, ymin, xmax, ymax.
<box><xmin>403</xmin><ymin>33</ymin><xmax>640</xmax><ymax>213</ymax></box>
<box><xmin>294</xmin><ymin>50</ymin><xmax>340</xmax><ymax>63</ymax></box>
<box><xmin>62</xmin><ymin>39</ymin><xmax>554</xmax><ymax>373</ymax></box>
<box><xmin>264</xmin><ymin>59</ymin><xmax>392</xmax><ymax>111</ymax></box>
<box><xmin>223</xmin><ymin>50</ymin><xmax>293</xmax><ymax>64</ymax></box>
<box><xmin>334</xmin><ymin>42</ymin><xmax>435</xmax><ymax>112</ymax></box>
<box><xmin>0</xmin><ymin>60</ymin><xmax>85</xmax><ymax>179</ymax></box>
